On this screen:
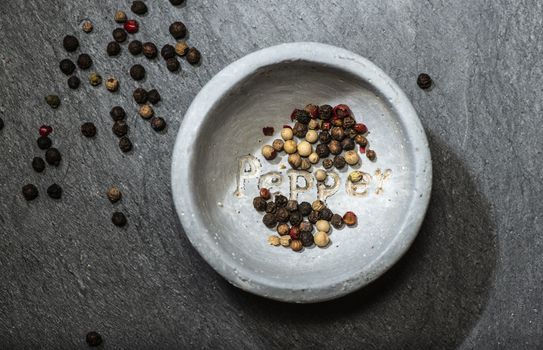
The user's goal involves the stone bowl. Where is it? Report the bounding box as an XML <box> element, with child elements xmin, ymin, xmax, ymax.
<box><xmin>171</xmin><ymin>42</ymin><xmax>432</xmax><ymax>303</ymax></box>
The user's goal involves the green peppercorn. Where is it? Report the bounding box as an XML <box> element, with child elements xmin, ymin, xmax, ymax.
<box><xmin>132</xmin><ymin>88</ymin><xmax>148</xmax><ymax>104</ymax></box>
<box><xmin>113</xmin><ymin>28</ymin><xmax>127</xmax><ymax>42</ymax></box>
<box><xmin>107</xmin><ymin>41</ymin><xmax>121</xmax><ymax>56</ymax></box>
<box><xmin>331</xmin><ymin>214</ymin><xmax>344</xmax><ymax>229</ymax></box>
<box><xmin>119</xmin><ymin>136</ymin><xmax>133</xmax><ymax>152</ymax></box>
<box><xmin>112</xmin><ymin>212</ymin><xmax>127</xmax><ymax>227</ymax></box>
<box><xmin>262</xmin><ymin>213</ymin><xmax>277</xmax><ymax>228</ymax></box>
<box><xmin>37</xmin><ymin>136</ymin><xmax>52</xmax><ymax>150</ymax></box>
<box><xmin>67</xmin><ymin>76</ymin><xmax>80</xmax><ymax>89</ymax></box>
<box><xmin>142</xmin><ymin>42</ymin><xmax>158</xmax><ymax>58</ymax></box>
<box><xmin>169</xmin><ymin>21</ymin><xmax>187</xmax><ymax>39</ymax></box>
<box><xmin>323</xmin><ymin>158</ymin><xmax>333</xmax><ymax>169</ymax></box>
<box><xmin>45</xmin><ymin>148</ymin><xmax>62</xmax><ymax>166</ymax></box>
<box><xmin>63</xmin><ymin>35</ymin><xmax>79</xmax><ymax>52</ymax></box>
<box><xmin>112</xmin><ymin>121</ymin><xmax>128</xmax><ymax>137</ymax></box>
<box><xmin>32</xmin><ymin>157</ymin><xmax>45</xmax><ymax>173</ymax></box>
<box><xmin>318</xmin><ymin>104</ymin><xmax>333</xmax><ymax>120</ymax></box>
<box><xmin>308</xmin><ymin>210</ymin><xmax>320</xmax><ymax>224</ymax></box>
<box><xmin>130</xmin><ymin>64</ymin><xmax>145</xmax><ymax>80</ymax></box>
<box><xmin>110</xmin><ymin>106</ymin><xmax>126</xmax><ymax>121</ymax></box>
<box><xmin>161</xmin><ymin>44</ymin><xmax>175</xmax><ymax>59</ymax></box>
<box><xmin>147</xmin><ymin>89</ymin><xmax>161</xmax><ymax>104</ymax></box>
<box><xmin>22</xmin><ymin>184</ymin><xmax>39</xmax><ymax>201</ymax></box>
<box><xmin>253</xmin><ymin>196</ymin><xmax>267</xmax><ymax>211</ymax></box>
<box><xmin>47</xmin><ymin>183</ymin><xmax>62</xmax><ymax>199</ymax></box>
<box><xmin>150</xmin><ymin>117</ymin><xmax>166</xmax><ymax>132</ymax></box>
<box><xmin>299</xmin><ymin>202</ymin><xmax>312</xmax><ymax>216</ymax></box>
<box><xmin>81</xmin><ymin>122</ymin><xmax>97</xmax><ymax>137</ymax></box>
<box><xmin>59</xmin><ymin>59</ymin><xmax>76</xmax><ymax>75</ymax></box>
<box><xmin>45</xmin><ymin>95</ymin><xmax>60</xmax><ymax>109</ymax></box>
<box><xmin>275</xmin><ymin>194</ymin><xmax>288</xmax><ymax>208</ymax></box>
<box><xmin>128</xmin><ymin>40</ymin><xmax>143</xmax><ymax>55</ymax></box>
<box><xmin>166</xmin><ymin>57</ymin><xmax>180</xmax><ymax>72</ymax></box>
<box><xmin>86</xmin><ymin>331</ymin><xmax>102</xmax><ymax>347</ymax></box>
<box><xmin>77</xmin><ymin>53</ymin><xmax>93</xmax><ymax>69</ymax></box>
<box><xmin>131</xmin><ymin>0</ymin><xmax>148</xmax><ymax>15</ymax></box>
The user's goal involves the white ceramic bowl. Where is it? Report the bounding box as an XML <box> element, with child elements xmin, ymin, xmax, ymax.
<box><xmin>171</xmin><ymin>42</ymin><xmax>432</xmax><ymax>303</ymax></box>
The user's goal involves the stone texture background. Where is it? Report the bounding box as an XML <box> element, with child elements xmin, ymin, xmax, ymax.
<box><xmin>0</xmin><ymin>0</ymin><xmax>541</xmax><ymax>349</ymax></box>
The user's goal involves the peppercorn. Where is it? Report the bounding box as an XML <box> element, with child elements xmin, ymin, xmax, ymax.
<box><xmin>131</xmin><ymin>0</ymin><xmax>148</xmax><ymax>15</ymax></box>
<box><xmin>343</xmin><ymin>116</ymin><xmax>356</xmax><ymax>129</ymax></box>
<box><xmin>288</xmin><ymin>153</ymin><xmax>302</xmax><ymax>169</ymax></box>
<box><xmin>107</xmin><ymin>186</ymin><xmax>122</xmax><ymax>203</ymax></box>
<box><xmin>63</xmin><ymin>35</ymin><xmax>79</xmax><ymax>52</ymax></box>
<box><xmin>276</xmin><ymin>207</ymin><xmax>290</xmax><ymax>223</ymax></box>
<box><xmin>147</xmin><ymin>89</ymin><xmax>161</xmax><ymax>104</ymax></box>
<box><xmin>314</xmin><ymin>231</ymin><xmax>329</xmax><ymax>247</ymax></box>
<box><xmin>332</xmin><ymin>117</ymin><xmax>344</xmax><ymax>127</ymax></box>
<box><xmin>323</xmin><ymin>159</ymin><xmax>333</xmax><ymax>169</ymax></box>
<box><xmin>289</xmin><ymin>211</ymin><xmax>303</xmax><ymax>226</ymax></box>
<box><xmin>272</xmin><ymin>139</ymin><xmax>284</xmax><ymax>152</ymax></box>
<box><xmin>170</xmin><ymin>0</ymin><xmax>185</xmax><ymax>5</ymax></box>
<box><xmin>344</xmin><ymin>150</ymin><xmax>359</xmax><ymax>165</ymax></box>
<box><xmin>366</xmin><ymin>149</ymin><xmax>376</xmax><ymax>161</ymax></box>
<box><xmin>81</xmin><ymin>122</ymin><xmax>96</xmax><ymax>137</ymax></box>
<box><xmin>67</xmin><ymin>76</ymin><xmax>80</xmax><ymax>89</ymax></box>
<box><xmin>331</xmin><ymin>214</ymin><xmax>344</xmax><ymax>229</ymax></box>
<box><xmin>115</xmin><ymin>10</ymin><xmax>128</xmax><ymax>23</ymax></box>
<box><xmin>319</xmin><ymin>207</ymin><xmax>333</xmax><ymax>221</ymax></box>
<box><xmin>266</xmin><ymin>201</ymin><xmax>277</xmax><ymax>214</ymax></box>
<box><xmin>345</xmin><ymin>128</ymin><xmax>357</xmax><ymax>139</ymax></box>
<box><xmin>328</xmin><ymin>140</ymin><xmax>342</xmax><ymax>155</ymax></box>
<box><xmin>169</xmin><ymin>21</ymin><xmax>187</xmax><ymax>39</ymax></box>
<box><xmin>304</xmin><ymin>103</ymin><xmax>319</xmax><ymax>118</ymax></box>
<box><xmin>133</xmin><ymin>88</ymin><xmax>148</xmax><ymax>104</ymax></box>
<box><xmin>89</xmin><ymin>72</ymin><xmax>102</xmax><ymax>86</ymax></box>
<box><xmin>333</xmin><ymin>155</ymin><xmax>346</xmax><ymax>169</ymax></box>
<box><xmin>311</xmin><ymin>200</ymin><xmax>325</xmax><ymax>212</ymax></box>
<box><xmin>305</xmin><ymin>129</ymin><xmax>318</xmax><ymax>144</ymax></box>
<box><xmin>151</xmin><ymin>117</ymin><xmax>166</xmax><ymax>132</ymax></box>
<box><xmin>46</xmin><ymin>183</ymin><xmax>62</xmax><ymax>199</ymax></box>
<box><xmin>353</xmin><ymin>123</ymin><xmax>368</xmax><ymax>134</ymax></box>
<box><xmin>124</xmin><ymin>19</ymin><xmax>139</xmax><ymax>33</ymax></box>
<box><xmin>105</xmin><ymin>78</ymin><xmax>119</xmax><ymax>92</ymax></box>
<box><xmin>300</xmin><ymin>159</ymin><xmax>311</xmax><ymax>170</ymax></box>
<box><xmin>125</xmin><ymin>41</ymin><xmax>140</xmax><ymax>57</ymax></box>
<box><xmin>283</xmin><ymin>140</ymin><xmax>297</xmax><ymax>154</ymax></box>
<box><xmin>119</xmin><ymin>136</ymin><xmax>133</xmax><ymax>152</ymax></box>
<box><xmin>161</xmin><ymin>44</ymin><xmax>176</xmax><ymax>59</ymax></box>
<box><xmin>281</xmin><ymin>127</ymin><xmax>293</xmax><ymax>141</ymax></box>
<box><xmin>333</xmin><ymin>104</ymin><xmax>351</xmax><ymax>119</ymax></box>
<box><xmin>262</xmin><ymin>213</ymin><xmax>277</xmax><ymax>228</ymax></box>
<box><xmin>259</xmin><ymin>187</ymin><xmax>271</xmax><ymax>200</ymax></box>
<box><xmin>112</xmin><ymin>121</ymin><xmax>128</xmax><ymax>137</ymax></box>
<box><xmin>348</xmin><ymin>170</ymin><xmax>363</xmax><ymax>183</ymax></box>
<box><xmin>315</xmin><ymin>169</ymin><xmax>327</xmax><ymax>182</ymax></box>
<box><xmin>280</xmin><ymin>235</ymin><xmax>291</xmax><ymax>247</ymax></box>
<box><xmin>354</xmin><ymin>134</ymin><xmax>368</xmax><ymax>146</ymax></box>
<box><xmin>275</xmin><ymin>194</ymin><xmax>288</xmax><ymax>207</ymax></box>
<box><xmin>138</xmin><ymin>105</ymin><xmax>153</xmax><ymax>119</ymax></box>
<box><xmin>318</xmin><ymin>104</ymin><xmax>332</xmax><ymax>120</ymax></box>
<box><xmin>186</xmin><ymin>47</ymin><xmax>201</xmax><ymax>64</ymax></box>
<box><xmin>45</xmin><ymin>95</ymin><xmax>60</xmax><ymax>109</ymax></box>
<box><xmin>331</xmin><ymin>127</ymin><xmax>345</xmax><ymax>141</ymax></box>
<box><xmin>22</xmin><ymin>184</ymin><xmax>38</xmax><ymax>201</ymax></box>
<box><xmin>112</xmin><ymin>212</ymin><xmax>127</xmax><ymax>227</ymax></box>
<box><xmin>268</xmin><ymin>235</ymin><xmax>280</xmax><ymax>246</ymax></box>
<box><xmin>308</xmin><ymin>210</ymin><xmax>320</xmax><ymax>224</ymax></box>
<box><xmin>76</xmin><ymin>53</ymin><xmax>92</xmax><ymax>69</ymax></box>
<box><xmin>81</xmin><ymin>20</ymin><xmax>93</xmax><ymax>33</ymax></box>
<box><xmin>166</xmin><ymin>57</ymin><xmax>180</xmax><ymax>72</ymax></box>
<box><xmin>293</xmin><ymin>122</ymin><xmax>308</xmax><ymax>138</ymax></box>
<box><xmin>341</xmin><ymin>137</ymin><xmax>355</xmax><ymax>151</ymax></box>
<box><xmin>45</xmin><ymin>148</ymin><xmax>61</xmax><ymax>166</ymax></box>
<box><xmin>292</xmin><ymin>109</ymin><xmax>311</xmax><ymax>124</ymax></box>
<box><xmin>253</xmin><ymin>196</ymin><xmax>267</xmax><ymax>211</ymax></box>
<box><xmin>308</xmin><ymin>152</ymin><xmax>319</xmax><ymax>164</ymax></box>
<box><xmin>112</xmin><ymin>28</ymin><xmax>127</xmax><ymax>42</ymax></box>
<box><xmin>142</xmin><ymin>42</ymin><xmax>158</xmax><ymax>58</ymax></box>
<box><xmin>39</xmin><ymin>125</ymin><xmax>52</xmax><ymax>137</ymax></box>
<box><xmin>110</xmin><ymin>106</ymin><xmax>126</xmax><ymax>121</ymax></box>
<box><xmin>0</xmin><ymin>118</ymin><xmax>3</xmax><ymax>130</ymax></box>
<box><xmin>299</xmin><ymin>221</ymin><xmax>313</xmax><ymax>233</ymax></box>
<box><xmin>314</xmin><ymin>143</ymin><xmax>329</xmax><ymax>159</ymax></box>
<box><xmin>343</xmin><ymin>211</ymin><xmax>357</xmax><ymax>226</ymax></box>
<box><xmin>37</xmin><ymin>136</ymin><xmax>52</xmax><ymax>150</ymax></box>
<box><xmin>175</xmin><ymin>41</ymin><xmax>189</xmax><ymax>56</ymax></box>
<box><xmin>261</xmin><ymin>145</ymin><xmax>277</xmax><ymax>160</ymax></box>
<box><xmin>321</xmin><ymin>122</ymin><xmax>332</xmax><ymax>131</ymax></box>
<box><xmin>107</xmin><ymin>41</ymin><xmax>121</xmax><ymax>56</ymax></box>
<box><xmin>299</xmin><ymin>231</ymin><xmax>314</xmax><ymax>247</ymax></box>
<box><xmin>318</xmin><ymin>130</ymin><xmax>332</xmax><ymax>144</ymax></box>
<box><xmin>308</xmin><ymin>119</ymin><xmax>320</xmax><ymax>130</ymax></box>
<box><xmin>59</xmin><ymin>59</ymin><xmax>76</xmax><ymax>75</ymax></box>
<box><xmin>130</xmin><ymin>64</ymin><xmax>145</xmax><ymax>80</ymax></box>
<box><xmin>417</xmin><ymin>73</ymin><xmax>432</xmax><ymax>89</ymax></box>
<box><xmin>289</xmin><ymin>226</ymin><xmax>300</xmax><ymax>240</ymax></box>
<box><xmin>297</xmin><ymin>141</ymin><xmax>312</xmax><ymax>157</ymax></box>
<box><xmin>316</xmin><ymin>220</ymin><xmax>330</xmax><ymax>232</ymax></box>
<box><xmin>86</xmin><ymin>331</ymin><xmax>102</xmax><ymax>347</ymax></box>
<box><xmin>290</xmin><ymin>240</ymin><xmax>303</xmax><ymax>252</ymax></box>
<box><xmin>32</xmin><ymin>157</ymin><xmax>45</xmax><ymax>173</ymax></box>
<box><xmin>277</xmin><ymin>223</ymin><xmax>289</xmax><ymax>236</ymax></box>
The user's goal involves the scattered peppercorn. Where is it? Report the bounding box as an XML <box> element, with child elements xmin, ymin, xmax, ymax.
<box><xmin>89</xmin><ymin>72</ymin><xmax>102</xmax><ymax>86</ymax></box>
<box><xmin>308</xmin><ymin>119</ymin><xmax>319</xmax><ymax>130</ymax></box>
<box><xmin>186</xmin><ymin>47</ymin><xmax>201</xmax><ymax>65</ymax></box>
<box><xmin>319</xmin><ymin>207</ymin><xmax>333</xmax><ymax>221</ymax></box>
<box><xmin>343</xmin><ymin>211</ymin><xmax>357</xmax><ymax>226</ymax></box>
<box><xmin>262</xmin><ymin>213</ymin><xmax>277</xmax><ymax>228</ymax></box>
<box><xmin>147</xmin><ymin>89</ymin><xmax>161</xmax><ymax>104</ymax></box>
<box><xmin>37</xmin><ymin>136</ymin><xmax>52</xmax><ymax>150</ymax></box>
<box><xmin>115</xmin><ymin>10</ymin><xmax>128</xmax><ymax>23</ymax></box>
<box><xmin>169</xmin><ymin>21</ymin><xmax>187</xmax><ymax>39</ymax></box>
<box><xmin>259</xmin><ymin>187</ymin><xmax>271</xmax><ymax>200</ymax></box>
<box><xmin>107</xmin><ymin>41</ymin><xmax>121</xmax><ymax>56</ymax></box>
<box><xmin>112</xmin><ymin>120</ymin><xmax>128</xmax><ymax>137</ymax></box>
<box><xmin>353</xmin><ymin>123</ymin><xmax>368</xmax><ymax>134</ymax></box>
<box><xmin>268</xmin><ymin>235</ymin><xmax>281</xmax><ymax>246</ymax></box>
<box><xmin>119</xmin><ymin>136</ymin><xmax>133</xmax><ymax>152</ymax></box>
<box><xmin>110</xmin><ymin>106</ymin><xmax>126</xmax><ymax>121</ymax></box>
<box><xmin>128</xmin><ymin>40</ymin><xmax>143</xmax><ymax>55</ymax></box>
<box><xmin>293</xmin><ymin>122</ymin><xmax>308</xmax><ymax>138</ymax></box>
<box><xmin>417</xmin><ymin>73</ymin><xmax>432</xmax><ymax>89</ymax></box>
<box><xmin>299</xmin><ymin>221</ymin><xmax>313</xmax><ymax>233</ymax></box>
<box><xmin>130</xmin><ymin>64</ymin><xmax>145</xmax><ymax>81</ymax></box>
<box><xmin>315</xmin><ymin>143</ymin><xmax>330</xmax><ymax>159</ymax></box>
<box><xmin>253</xmin><ymin>196</ymin><xmax>267</xmax><ymax>211</ymax></box>
<box><xmin>272</xmin><ymin>139</ymin><xmax>284</xmax><ymax>152</ymax></box>
<box><xmin>112</xmin><ymin>211</ymin><xmax>127</xmax><ymax>227</ymax></box>
<box><xmin>315</xmin><ymin>169</ymin><xmax>327</xmax><ymax>182</ymax></box>
<box><xmin>166</xmin><ymin>57</ymin><xmax>180</xmax><ymax>72</ymax></box>
<box><xmin>275</xmin><ymin>194</ymin><xmax>288</xmax><ymax>207</ymax></box>
<box><xmin>289</xmin><ymin>211</ymin><xmax>303</xmax><ymax>226</ymax></box>
<box><xmin>142</xmin><ymin>42</ymin><xmax>158</xmax><ymax>58</ymax></box>
<box><xmin>318</xmin><ymin>104</ymin><xmax>333</xmax><ymax>120</ymax></box>
<box><xmin>328</xmin><ymin>140</ymin><xmax>342</xmax><ymax>155</ymax></box>
<box><xmin>286</xmin><ymin>200</ymin><xmax>298</xmax><ymax>212</ymax></box>
<box><xmin>300</xmin><ymin>158</ymin><xmax>311</xmax><ymax>170</ymax></box>
<box><xmin>170</xmin><ymin>0</ymin><xmax>185</xmax><ymax>5</ymax></box>
<box><xmin>113</xmin><ymin>28</ymin><xmax>127</xmax><ymax>42</ymax></box>
<box><xmin>290</xmin><ymin>240</ymin><xmax>303</xmax><ymax>252</ymax></box>
<box><xmin>311</xmin><ymin>200</ymin><xmax>325</xmax><ymax>212</ymax></box>
<box><xmin>63</xmin><ymin>35</ymin><xmax>79</xmax><ymax>52</ymax></box>
<box><xmin>331</xmin><ymin>127</ymin><xmax>345</xmax><ymax>141</ymax></box>
<box><xmin>46</xmin><ymin>183</ymin><xmax>62</xmax><ymax>199</ymax></box>
<box><xmin>139</xmin><ymin>104</ymin><xmax>154</xmax><ymax>119</ymax></box>
<box><xmin>31</xmin><ymin>157</ymin><xmax>45</xmax><ymax>173</ymax></box>
<box><xmin>277</xmin><ymin>223</ymin><xmax>290</xmax><ymax>236</ymax></box>
<box><xmin>331</xmin><ymin>214</ymin><xmax>344</xmax><ymax>229</ymax></box>
<box><xmin>283</xmin><ymin>140</ymin><xmax>297</xmax><ymax>154</ymax></box>
<box><xmin>289</xmin><ymin>226</ymin><xmax>300</xmax><ymax>240</ymax></box>
<box><xmin>265</xmin><ymin>201</ymin><xmax>277</xmax><ymax>214</ymax></box>
<box><xmin>366</xmin><ymin>149</ymin><xmax>376</xmax><ymax>161</ymax></box>
<box><xmin>124</xmin><ymin>19</ymin><xmax>139</xmax><ymax>33</ymax></box>
<box><xmin>276</xmin><ymin>207</ymin><xmax>290</xmax><ymax>223</ymax></box>
<box><xmin>175</xmin><ymin>41</ymin><xmax>189</xmax><ymax>56</ymax></box>
<box><xmin>344</xmin><ymin>150</ymin><xmax>359</xmax><ymax>165</ymax></box>
<box><xmin>131</xmin><ymin>1</ymin><xmax>148</xmax><ymax>15</ymax></box>
<box><xmin>150</xmin><ymin>117</ymin><xmax>166</xmax><ymax>131</ymax></box>
<box><xmin>348</xmin><ymin>170</ymin><xmax>363</xmax><ymax>183</ymax></box>
<box><xmin>22</xmin><ymin>184</ymin><xmax>39</xmax><ymax>201</ymax></box>
<box><xmin>261</xmin><ymin>145</ymin><xmax>277</xmax><ymax>160</ymax></box>
<box><xmin>322</xmin><ymin>158</ymin><xmax>333</xmax><ymax>169</ymax></box>
<box><xmin>45</xmin><ymin>95</ymin><xmax>60</xmax><ymax>109</ymax></box>
<box><xmin>77</xmin><ymin>53</ymin><xmax>93</xmax><ymax>69</ymax></box>
<box><xmin>280</xmin><ymin>235</ymin><xmax>291</xmax><ymax>247</ymax></box>
<box><xmin>59</xmin><ymin>59</ymin><xmax>76</xmax><ymax>75</ymax></box>
<box><xmin>354</xmin><ymin>134</ymin><xmax>367</xmax><ymax>146</ymax></box>
<box><xmin>82</xmin><ymin>20</ymin><xmax>93</xmax><ymax>33</ymax></box>
<box><xmin>341</xmin><ymin>137</ymin><xmax>355</xmax><ymax>151</ymax></box>
<box><xmin>86</xmin><ymin>331</ymin><xmax>103</xmax><ymax>347</ymax></box>
<box><xmin>67</xmin><ymin>76</ymin><xmax>80</xmax><ymax>89</ymax></box>
<box><xmin>288</xmin><ymin>153</ymin><xmax>302</xmax><ymax>169</ymax></box>
<box><xmin>300</xmin><ymin>231</ymin><xmax>314</xmax><ymax>247</ymax></box>
<box><xmin>39</xmin><ymin>125</ymin><xmax>52</xmax><ymax>137</ymax></box>
<box><xmin>104</xmin><ymin>78</ymin><xmax>119</xmax><ymax>92</ymax></box>
<box><xmin>45</xmin><ymin>148</ymin><xmax>61</xmax><ymax>166</ymax></box>
<box><xmin>161</xmin><ymin>44</ymin><xmax>176</xmax><ymax>59</ymax></box>
<box><xmin>314</xmin><ymin>231</ymin><xmax>329</xmax><ymax>247</ymax></box>
<box><xmin>107</xmin><ymin>186</ymin><xmax>122</xmax><ymax>203</ymax></box>
<box><xmin>133</xmin><ymin>88</ymin><xmax>148</xmax><ymax>104</ymax></box>
<box><xmin>292</xmin><ymin>109</ymin><xmax>311</xmax><ymax>124</ymax></box>
<box><xmin>299</xmin><ymin>202</ymin><xmax>312</xmax><ymax>216</ymax></box>
<box><xmin>333</xmin><ymin>155</ymin><xmax>346</xmax><ymax>169</ymax></box>
<box><xmin>81</xmin><ymin>122</ymin><xmax>97</xmax><ymax>137</ymax></box>
<box><xmin>308</xmin><ymin>210</ymin><xmax>320</xmax><ymax>224</ymax></box>
<box><xmin>315</xmin><ymin>220</ymin><xmax>330</xmax><ymax>233</ymax></box>
<box><xmin>262</xmin><ymin>126</ymin><xmax>274</xmax><ymax>136</ymax></box>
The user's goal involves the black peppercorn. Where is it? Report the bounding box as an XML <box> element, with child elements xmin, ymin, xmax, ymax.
<box><xmin>366</xmin><ymin>149</ymin><xmax>376</xmax><ymax>161</ymax></box>
<box><xmin>341</xmin><ymin>137</ymin><xmax>355</xmax><ymax>151</ymax></box>
<box><xmin>59</xmin><ymin>59</ymin><xmax>76</xmax><ymax>75</ymax></box>
<box><xmin>45</xmin><ymin>95</ymin><xmax>60</xmax><ymax>109</ymax></box>
<box><xmin>253</xmin><ymin>196</ymin><xmax>267</xmax><ymax>211</ymax></box>
<box><xmin>119</xmin><ymin>136</ymin><xmax>133</xmax><ymax>152</ymax></box>
<box><xmin>131</xmin><ymin>0</ymin><xmax>148</xmax><ymax>15</ymax></box>
<box><xmin>328</xmin><ymin>140</ymin><xmax>342</xmax><ymax>155</ymax></box>
<box><xmin>354</xmin><ymin>134</ymin><xmax>368</xmax><ymax>146</ymax></box>
<box><xmin>0</xmin><ymin>118</ymin><xmax>3</xmax><ymax>130</ymax></box>
<box><xmin>286</xmin><ymin>200</ymin><xmax>298</xmax><ymax>212</ymax></box>
<box><xmin>331</xmin><ymin>127</ymin><xmax>345</xmax><ymax>141</ymax></box>
<box><xmin>37</xmin><ymin>136</ymin><xmax>52</xmax><ymax>150</ymax></box>
<box><xmin>130</xmin><ymin>64</ymin><xmax>145</xmax><ymax>80</ymax></box>
<box><xmin>417</xmin><ymin>73</ymin><xmax>432</xmax><ymax>89</ymax></box>
<box><xmin>319</xmin><ymin>130</ymin><xmax>332</xmax><ymax>144</ymax></box>
<box><xmin>142</xmin><ymin>42</ymin><xmax>158</xmax><ymax>58</ymax></box>
<box><xmin>161</xmin><ymin>44</ymin><xmax>176</xmax><ymax>59</ymax></box>
<box><xmin>322</xmin><ymin>158</ymin><xmax>333</xmax><ymax>169</ymax></box>
<box><xmin>318</xmin><ymin>104</ymin><xmax>333</xmax><ymax>120</ymax></box>
<box><xmin>293</xmin><ymin>122</ymin><xmax>308</xmax><ymax>138</ymax></box>
<box><xmin>45</xmin><ymin>148</ymin><xmax>61</xmax><ymax>166</ymax></box>
<box><xmin>308</xmin><ymin>210</ymin><xmax>320</xmax><ymax>224</ymax></box>
<box><xmin>300</xmin><ymin>231</ymin><xmax>314</xmax><ymax>247</ymax></box>
<box><xmin>170</xmin><ymin>0</ymin><xmax>184</xmax><ymax>5</ymax></box>
<box><xmin>276</xmin><ymin>207</ymin><xmax>290</xmax><ymax>223</ymax></box>
<box><xmin>345</xmin><ymin>127</ymin><xmax>357</xmax><ymax>139</ymax></box>
<box><xmin>63</xmin><ymin>35</ymin><xmax>79</xmax><ymax>52</ymax></box>
<box><xmin>112</xmin><ymin>121</ymin><xmax>128</xmax><ymax>137</ymax></box>
<box><xmin>81</xmin><ymin>122</ymin><xmax>96</xmax><ymax>137</ymax></box>
<box><xmin>133</xmin><ymin>88</ymin><xmax>148</xmax><ymax>104</ymax></box>
<box><xmin>275</xmin><ymin>194</ymin><xmax>288</xmax><ymax>208</ymax></box>
<box><xmin>112</xmin><ymin>212</ymin><xmax>127</xmax><ymax>227</ymax></box>
<box><xmin>343</xmin><ymin>116</ymin><xmax>356</xmax><ymax>129</ymax></box>
<box><xmin>319</xmin><ymin>207</ymin><xmax>333</xmax><ymax>221</ymax></box>
<box><xmin>262</xmin><ymin>213</ymin><xmax>277</xmax><ymax>228</ymax></box>
<box><xmin>166</xmin><ymin>57</ymin><xmax>180</xmax><ymax>72</ymax></box>
<box><xmin>86</xmin><ymin>332</ymin><xmax>102</xmax><ymax>347</ymax></box>
<box><xmin>299</xmin><ymin>202</ymin><xmax>312</xmax><ymax>216</ymax></box>
<box><xmin>169</xmin><ymin>21</ymin><xmax>187</xmax><ymax>39</ymax></box>
<box><xmin>150</xmin><ymin>117</ymin><xmax>166</xmax><ymax>132</ymax></box>
<box><xmin>47</xmin><ymin>183</ymin><xmax>62</xmax><ymax>199</ymax></box>
<box><xmin>147</xmin><ymin>89</ymin><xmax>161</xmax><ymax>104</ymax></box>
<box><xmin>77</xmin><ymin>53</ymin><xmax>92</xmax><ymax>69</ymax></box>
<box><xmin>22</xmin><ymin>184</ymin><xmax>39</xmax><ymax>201</ymax></box>
<box><xmin>266</xmin><ymin>201</ymin><xmax>277</xmax><ymax>214</ymax></box>
<box><xmin>299</xmin><ymin>221</ymin><xmax>313</xmax><ymax>233</ymax></box>
<box><xmin>128</xmin><ymin>40</ymin><xmax>143</xmax><ymax>55</ymax></box>
<box><xmin>293</xmin><ymin>109</ymin><xmax>311</xmax><ymax>124</ymax></box>
<box><xmin>110</xmin><ymin>106</ymin><xmax>126</xmax><ymax>121</ymax></box>
<box><xmin>67</xmin><ymin>76</ymin><xmax>80</xmax><ymax>89</ymax></box>
<box><xmin>113</xmin><ymin>28</ymin><xmax>127</xmax><ymax>42</ymax></box>
<box><xmin>107</xmin><ymin>41</ymin><xmax>121</xmax><ymax>56</ymax></box>
<box><xmin>315</xmin><ymin>143</ymin><xmax>330</xmax><ymax>158</ymax></box>
<box><xmin>331</xmin><ymin>214</ymin><xmax>344</xmax><ymax>229</ymax></box>
<box><xmin>333</xmin><ymin>155</ymin><xmax>346</xmax><ymax>169</ymax></box>
<box><xmin>289</xmin><ymin>211</ymin><xmax>303</xmax><ymax>226</ymax></box>
<box><xmin>186</xmin><ymin>47</ymin><xmax>201</xmax><ymax>65</ymax></box>
<box><xmin>32</xmin><ymin>157</ymin><xmax>45</xmax><ymax>173</ymax></box>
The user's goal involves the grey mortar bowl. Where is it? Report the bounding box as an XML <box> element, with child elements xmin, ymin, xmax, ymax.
<box><xmin>171</xmin><ymin>42</ymin><xmax>432</xmax><ymax>303</ymax></box>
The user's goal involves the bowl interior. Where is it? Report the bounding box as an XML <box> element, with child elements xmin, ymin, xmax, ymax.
<box><xmin>187</xmin><ymin>60</ymin><xmax>418</xmax><ymax>293</ymax></box>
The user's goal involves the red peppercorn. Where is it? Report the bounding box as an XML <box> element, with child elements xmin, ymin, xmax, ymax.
<box><xmin>289</xmin><ymin>226</ymin><xmax>300</xmax><ymax>240</ymax></box>
<box><xmin>354</xmin><ymin>123</ymin><xmax>368</xmax><ymax>134</ymax></box>
<box><xmin>282</xmin><ymin>124</ymin><xmax>292</xmax><ymax>129</ymax></box>
<box><xmin>321</xmin><ymin>122</ymin><xmax>331</xmax><ymax>131</ymax></box>
<box><xmin>360</xmin><ymin>146</ymin><xmax>366</xmax><ymax>153</ymax></box>
<box><xmin>124</xmin><ymin>20</ymin><xmax>139</xmax><ymax>33</ymax></box>
<box><xmin>262</xmin><ymin>127</ymin><xmax>274</xmax><ymax>136</ymax></box>
<box><xmin>290</xmin><ymin>109</ymin><xmax>298</xmax><ymax>121</ymax></box>
<box><xmin>333</xmin><ymin>104</ymin><xmax>351</xmax><ymax>119</ymax></box>
<box><xmin>304</xmin><ymin>104</ymin><xmax>319</xmax><ymax>118</ymax></box>
<box><xmin>343</xmin><ymin>211</ymin><xmax>357</xmax><ymax>226</ymax></box>
<box><xmin>39</xmin><ymin>125</ymin><xmax>52</xmax><ymax>137</ymax></box>
<box><xmin>259</xmin><ymin>187</ymin><xmax>271</xmax><ymax>200</ymax></box>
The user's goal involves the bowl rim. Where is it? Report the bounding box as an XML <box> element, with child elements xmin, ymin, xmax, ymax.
<box><xmin>171</xmin><ymin>42</ymin><xmax>432</xmax><ymax>303</ymax></box>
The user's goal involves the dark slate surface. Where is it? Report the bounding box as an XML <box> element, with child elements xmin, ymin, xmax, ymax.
<box><xmin>0</xmin><ymin>0</ymin><xmax>541</xmax><ymax>349</ymax></box>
